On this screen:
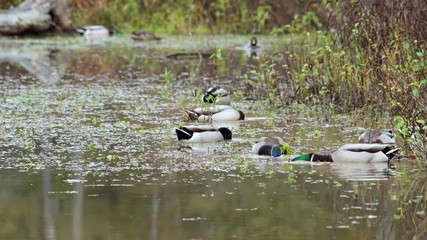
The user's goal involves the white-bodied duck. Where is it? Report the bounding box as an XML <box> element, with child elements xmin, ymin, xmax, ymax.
<box><xmin>358</xmin><ymin>129</ymin><xmax>395</xmax><ymax>144</ymax></box>
<box><xmin>76</xmin><ymin>25</ymin><xmax>111</xmax><ymax>38</ymax></box>
<box><xmin>292</xmin><ymin>143</ymin><xmax>399</xmax><ymax>163</ymax></box>
<box><xmin>202</xmin><ymin>86</ymin><xmax>231</xmax><ymax>105</ymax></box>
<box><xmin>252</xmin><ymin>137</ymin><xmax>292</xmax><ymax>157</ymax></box>
<box><xmin>176</xmin><ymin>125</ymin><xmax>232</xmax><ymax>143</ymax></box>
<box><xmin>186</xmin><ymin>105</ymin><xmax>245</xmax><ymax>122</ymax></box>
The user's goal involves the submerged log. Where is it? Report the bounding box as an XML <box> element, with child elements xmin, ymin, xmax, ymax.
<box><xmin>166</xmin><ymin>52</ymin><xmax>213</xmax><ymax>60</ymax></box>
<box><xmin>0</xmin><ymin>0</ymin><xmax>73</xmax><ymax>35</ymax></box>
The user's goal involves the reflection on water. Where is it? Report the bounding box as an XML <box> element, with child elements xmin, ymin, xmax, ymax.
<box><xmin>42</xmin><ymin>168</ymin><xmax>58</xmax><ymax>240</ymax></box>
<box><xmin>0</xmin><ymin>168</ymin><xmax>401</xmax><ymax>239</ymax></box>
<box><xmin>178</xmin><ymin>142</ymin><xmax>230</xmax><ymax>154</ymax></box>
<box><xmin>0</xmin><ymin>36</ymin><xmax>419</xmax><ymax>239</ymax></box>
<box><xmin>330</xmin><ymin>162</ymin><xmax>391</xmax><ymax>181</ymax></box>
<box><xmin>0</xmin><ymin>45</ymin><xmax>69</xmax><ymax>84</ymax></box>
<box><xmin>71</xmin><ymin>174</ymin><xmax>84</xmax><ymax>240</ymax></box>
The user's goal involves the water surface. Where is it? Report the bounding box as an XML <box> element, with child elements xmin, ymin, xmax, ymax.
<box><xmin>0</xmin><ymin>35</ymin><xmax>420</xmax><ymax>239</ymax></box>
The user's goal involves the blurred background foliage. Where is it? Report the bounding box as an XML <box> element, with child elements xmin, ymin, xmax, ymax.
<box><xmin>0</xmin><ymin>0</ymin><xmax>329</xmax><ymax>34</ymax></box>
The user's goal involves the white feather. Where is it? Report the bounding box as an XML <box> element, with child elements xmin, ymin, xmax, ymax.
<box><xmin>186</xmin><ymin>131</ymin><xmax>226</xmax><ymax>143</ymax></box>
<box><xmin>332</xmin><ymin>144</ymin><xmax>389</xmax><ymax>163</ymax></box>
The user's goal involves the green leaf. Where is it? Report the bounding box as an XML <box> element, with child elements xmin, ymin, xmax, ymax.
<box><xmin>416</xmin><ymin>211</ymin><xmax>425</xmax><ymax>216</ymax></box>
<box><xmin>88</xmin><ymin>143</ymin><xmax>95</xmax><ymax>152</ymax></box>
<box><xmin>403</xmin><ymin>42</ymin><xmax>409</xmax><ymax>50</ymax></box>
<box><xmin>416</xmin><ymin>119</ymin><xmax>425</xmax><ymax>125</ymax></box>
<box><xmin>414</xmin><ymin>195</ymin><xmax>424</xmax><ymax>203</ymax></box>
<box><xmin>413</xmin><ymin>89</ymin><xmax>420</xmax><ymax>98</ymax></box>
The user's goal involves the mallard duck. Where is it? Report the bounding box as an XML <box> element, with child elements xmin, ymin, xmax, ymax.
<box><xmin>176</xmin><ymin>126</ymin><xmax>232</xmax><ymax>143</ymax></box>
<box><xmin>131</xmin><ymin>30</ymin><xmax>161</xmax><ymax>41</ymax></box>
<box><xmin>252</xmin><ymin>137</ymin><xmax>291</xmax><ymax>157</ymax></box>
<box><xmin>76</xmin><ymin>25</ymin><xmax>111</xmax><ymax>38</ymax></box>
<box><xmin>202</xmin><ymin>87</ymin><xmax>231</xmax><ymax>105</ymax></box>
<box><xmin>358</xmin><ymin>130</ymin><xmax>395</xmax><ymax>144</ymax></box>
<box><xmin>292</xmin><ymin>144</ymin><xmax>399</xmax><ymax>163</ymax></box>
<box><xmin>186</xmin><ymin>105</ymin><xmax>245</xmax><ymax>122</ymax></box>
<box><xmin>245</xmin><ymin>36</ymin><xmax>261</xmax><ymax>58</ymax></box>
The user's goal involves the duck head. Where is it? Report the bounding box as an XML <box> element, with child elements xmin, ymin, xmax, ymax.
<box><xmin>250</xmin><ymin>37</ymin><xmax>257</xmax><ymax>47</ymax></box>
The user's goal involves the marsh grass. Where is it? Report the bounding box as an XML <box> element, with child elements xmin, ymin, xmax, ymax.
<box><xmin>236</xmin><ymin>0</ymin><xmax>427</xmax><ymax>161</ymax></box>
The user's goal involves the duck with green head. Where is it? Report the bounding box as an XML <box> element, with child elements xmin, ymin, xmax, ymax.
<box><xmin>252</xmin><ymin>137</ymin><xmax>293</xmax><ymax>157</ymax></box>
<box><xmin>245</xmin><ymin>36</ymin><xmax>261</xmax><ymax>58</ymax></box>
<box><xmin>292</xmin><ymin>143</ymin><xmax>399</xmax><ymax>163</ymax></box>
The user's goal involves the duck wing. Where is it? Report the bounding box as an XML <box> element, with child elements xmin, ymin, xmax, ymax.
<box><xmin>181</xmin><ymin>125</ymin><xmax>217</xmax><ymax>132</ymax></box>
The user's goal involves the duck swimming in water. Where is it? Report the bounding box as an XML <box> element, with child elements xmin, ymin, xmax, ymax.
<box><xmin>201</xmin><ymin>87</ymin><xmax>231</xmax><ymax>105</ymax></box>
<box><xmin>186</xmin><ymin>105</ymin><xmax>244</xmax><ymax>122</ymax></box>
<box><xmin>292</xmin><ymin>143</ymin><xmax>399</xmax><ymax>163</ymax></box>
<box><xmin>245</xmin><ymin>36</ymin><xmax>261</xmax><ymax>58</ymax></box>
<box><xmin>76</xmin><ymin>25</ymin><xmax>111</xmax><ymax>38</ymax></box>
<box><xmin>358</xmin><ymin>130</ymin><xmax>395</xmax><ymax>144</ymax></box>
<box><xmin>252</xmin><ymin>137</ymin><xmax>292</xmax><ymax>157</ymax></box>
<box><xmin>131</xmin><ymin>30</ymin><xmax>161</xmax><ymax>41</ymax></box>
<box><xmin>176</xmin><ymin>125</ymin><xmax>232</xmax><ymax>143</ymax></box>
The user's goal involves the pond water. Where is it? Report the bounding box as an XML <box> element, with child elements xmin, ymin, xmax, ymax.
<box><xmin>0</xmin><ymin>35</ymin><xmax>422</xmax><ymax>239</ymax></box>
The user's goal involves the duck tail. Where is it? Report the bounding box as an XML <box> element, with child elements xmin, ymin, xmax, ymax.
<box><xmin>76</xmin><ymin>28</ymin><xmax>85</xmax><ymax>34</ymax></box>
<box><xmin>383</xmin><ymin>147</ymin><xmax>400</xmax><ymax>159</ymax></box>
<box><xmin>238</xmin><ymin>111</ymin><xmax>245</xmax><ymax>120</ymax></box>
<box><xmin>185</xmin><ymin>110</ymin><xmax>200</xmax><ymax>121</ymax></box>
<box><xmin>176</xmin><ymin>127</ymin><xmax>193</xmax><ymax>140</ymax></box>
<box><xmin>217</xmin><ymin>127</ymin><xmax>232</xmax><ymax>140</ymax></box>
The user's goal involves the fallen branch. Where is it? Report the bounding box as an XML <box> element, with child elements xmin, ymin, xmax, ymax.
<box><xmin>0</xmin><ymin>0</ymin><xmax>73</xmax><ymax>35</ymax></box>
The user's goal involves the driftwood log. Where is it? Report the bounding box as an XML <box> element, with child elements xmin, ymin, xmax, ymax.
<box><xmin>0</xmin><ymin>0</ymin><xmax>73</xmax><ymax>35</ymax></box>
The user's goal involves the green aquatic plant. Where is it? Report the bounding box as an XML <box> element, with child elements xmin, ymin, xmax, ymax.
<box><xmin>210</xmin><ymin>48</ymin><xmax>223</xmax><ymax>61</ymax></box>
<box><xmin>234</xmin><ymin>156</ymin><xmax>250</xmax><ymax>174</ymax></box>
<box><xmin>280</xmin><ymin>143</ymin><xmax>293</xmax><ymax>155</ymax></box>
<box><xmin>107</xmin><ymin>154</ymin><xmax>117</xmax><ymax>161</ymax></box>
<box><xmin>246</xmin><ymin>59</ymin><xmax>281</xmax><ymax>108</ymax></box>
<box><xmin>160</xmin><ymin>69</ymin><xmax>175</xmax><ymax>102</ymax></box>
<box><xmin>210</xmin><ymin>48</ymin><xmax>230</xmax><ymax>78</ymax></box>
<box><xmin>92</xmin><ymin>117</ymin><xmax>99</xmax><ymax>127</ymax></box>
